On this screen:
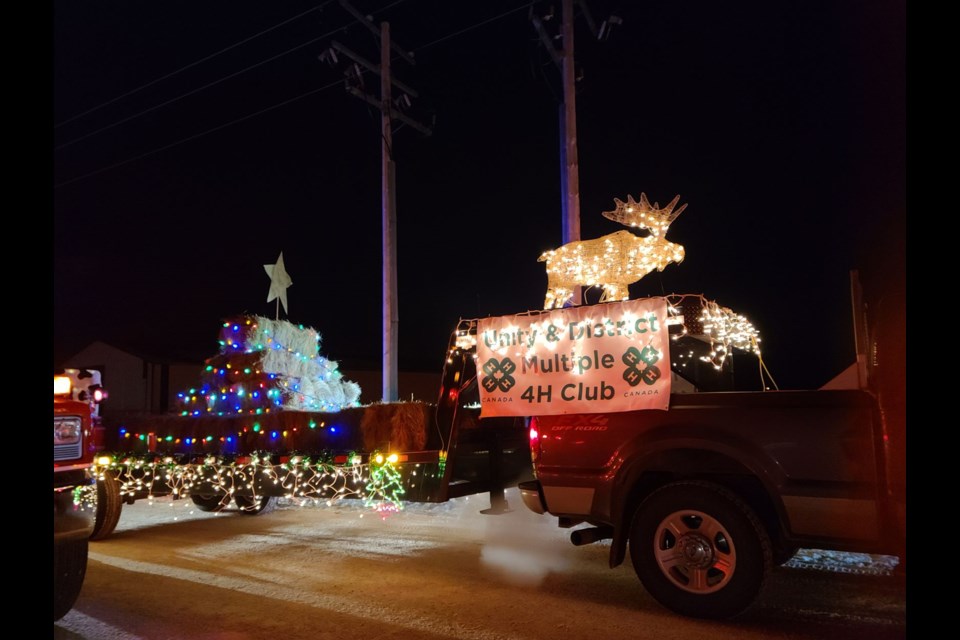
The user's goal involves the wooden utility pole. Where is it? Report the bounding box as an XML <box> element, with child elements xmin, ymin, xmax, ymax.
<box><xmin>531</xmin><ymin>1</ymin><xmax>621</xmax><ymax>305</ymax></box>
<box><xmin>381</xmin><ymin>22</ymin><xmax>399</xmax><ymax>402</ymax></box>
<box><xmin>329</xmin><ymin>1</ymin><xmax>431</xmax><ymax>402</ymax></box>
<box><xmin>560</xmin><ymin>0</ymin><xmax>581</xmax><ymax>255</ymax></box>
<box><xmin>533</xmin><ymin>0</ymin><xmax>586</xmax><ymax>305</ymax></box>
<box><xmin>559</xmin><ymin>0</ymin><xmax>581</xmax><ymax>305</ymax></box>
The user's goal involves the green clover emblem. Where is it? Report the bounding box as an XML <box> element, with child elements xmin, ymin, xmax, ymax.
<box><xmin>622</xmin><ymin>345</ymin><xmax>662</xmax><ymax>387</ymax></box>
<box><xmin>481</xmin><ymin>357</ymin><xmax>517</xmax><ymax>393</ymax></box>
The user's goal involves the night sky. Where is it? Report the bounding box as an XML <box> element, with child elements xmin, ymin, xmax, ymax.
<box><xmin>53</xmin><ymin>0</ymin><xmax>905</xmax><ymax>391</ymax></box>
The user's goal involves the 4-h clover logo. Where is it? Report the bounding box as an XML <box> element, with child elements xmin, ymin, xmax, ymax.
<box><xmin>481</xmin><ymin>357</ymin><xmax>517</xmax><ymax>393</ymax></box>
<box><xmin>622</xmin><ymin>345</ymin><xmax>661</xmax><ymax>387</ymax></box>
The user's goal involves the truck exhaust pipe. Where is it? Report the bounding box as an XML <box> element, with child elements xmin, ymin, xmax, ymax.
<box><xmin>570</xmin><ymin>525</ymin><xmax>613</xmax><ymax>546</ymax></box>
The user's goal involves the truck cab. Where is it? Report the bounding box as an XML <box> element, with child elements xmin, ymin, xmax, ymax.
<box><xmin>53</xmin><ymin>371</ymin><xmax>103</xmax><ymax>621</ymax></box>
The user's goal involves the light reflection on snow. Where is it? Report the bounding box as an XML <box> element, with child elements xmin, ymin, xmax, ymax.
<box><xmin>85</xmin><ymin>553</ymin><xmax>530</xmax><ymax>640</ymax></box>
<box><xmin>55</xmin><ymin>610</ymin><xmax>145</xmax><ymax>640</ymax></box>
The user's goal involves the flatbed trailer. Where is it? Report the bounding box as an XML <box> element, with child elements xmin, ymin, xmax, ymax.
<box><xmin>92</xmin><ymin>323</ymin><xmax>532</xmax><ymax>535</ymax></box>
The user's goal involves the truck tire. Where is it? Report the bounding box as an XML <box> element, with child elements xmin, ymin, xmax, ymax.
<box><xmin>191</xmin><ymin>493</ymin><xmax>229</xmax><ymax>512</ymax></box>
<box><xmin>629</xmin><ymin>480</ymin><xmax>772</xmax><ymax>619</ymax></box>
<box><xmin>235</xmin><ymin>494</ymin><xmax>277</xmax><ymax>515</ymax></box>
<box><xmin>773</xmin><ymin>544</ymin><xmax>799</xmax><ymax>566</ymax></box>
<box><xmin>90</xmin><ymin>475</ymin><xmax>123</xmax><ymax>541</ymax></box>
<box><xmin>54</xmin><ymin>538</ymin><xmax>88</xmax><ymax>621</ymax></box>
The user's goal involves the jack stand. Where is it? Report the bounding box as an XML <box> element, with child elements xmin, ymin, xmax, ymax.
<box><xmin>480</xmin><ymin>487</ymin><xmax>512</xmax><ymax>515</ymax></box>
<box><xmin>480</xmin><ymin>428</ymin><xmax>512</xmax><ymax>514</ymax></box>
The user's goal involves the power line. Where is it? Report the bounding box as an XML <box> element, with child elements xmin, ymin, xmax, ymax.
<box><xmin>412</xmin><ymin>1</ymin><xmax>535</xmax><ymax>53</ymax></box>
<box><xmin>54</xmin><ymin>0</ymin><xmax>532</xmax><ymax>188</ymax></box>
<box><xmin>54</xmin><ymin>79</ymin><xmax>343</xmax><ymax>190</ymax></box>
<box><xmin>55</xmin><ymin>0</ymin><xmax>412</xmax><ymax>151</ymax></box>
<box><xmin>55</xmin><ymin>26</ymin><xmax>352</xmax><ymax>152</ymax></box>
<box><xmin>54</xmin><ymin>2</ymin><xmax>333</xmax><ymax>129</ymax></box>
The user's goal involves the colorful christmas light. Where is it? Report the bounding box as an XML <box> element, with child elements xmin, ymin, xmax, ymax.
<box><xmin>92</xmin><ymin>451</ymin><xmax>442</xmax><ymax>514</ymax></box>
<box><xmin>177</xmin><ymin>316</ymin><xmax>361</xmax><ymax>415</ymax></box>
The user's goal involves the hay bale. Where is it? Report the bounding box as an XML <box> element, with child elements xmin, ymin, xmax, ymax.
<box><xmin>360</xmin><ymin>402</ymin><xmax>429</xmax><ymax>452</ymax></box>
<box><xmin>360</xmin><ymin>403</ymin><xmax>395</xmax><ymax>452</ymax></box>
<box><xmin>390</xmin><ymin>401</ymin><xmax>428</xmax><ymax>451</ymax></box>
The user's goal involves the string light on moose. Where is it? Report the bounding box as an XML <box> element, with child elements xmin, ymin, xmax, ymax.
<box><xmin>535</xmin><ymin>191</ymin><xmax>775</xmax><ymax>387</ymax></box>
<box><xmin>539</xmin><ymin>193</ymin><xmax>687</xmax><ymax>309</ymax></box>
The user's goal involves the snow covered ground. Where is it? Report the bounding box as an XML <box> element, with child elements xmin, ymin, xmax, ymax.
<box><xmin>786</xmin><ymin>548</ymin><xmax>899</xmax><ymax>576</ymax></box>
<box><xmin>56</xmin><ymin>490</ymin><xmax>905</xmax><ymax>640</ymax></box>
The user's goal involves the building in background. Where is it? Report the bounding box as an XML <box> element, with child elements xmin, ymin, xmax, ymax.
<box><xmin>60</xmin><ymin>342</ymin><xmax>441</xmax><ymax>422</ymax></box>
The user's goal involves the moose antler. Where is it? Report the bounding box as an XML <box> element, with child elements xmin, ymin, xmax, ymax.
<box><xmin>601</xmin><ymin>193</ymin><xmax>687</xmax><ymax>237</ymax></box>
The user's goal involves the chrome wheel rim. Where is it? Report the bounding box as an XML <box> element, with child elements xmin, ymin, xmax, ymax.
<box><xmin>653</xmin><ymin>509</ymin><xmax>736</xmax><ymax>594</ymax></box>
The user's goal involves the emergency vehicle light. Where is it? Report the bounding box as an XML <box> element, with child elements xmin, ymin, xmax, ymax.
<box><xmin>79</xmin><ymin>384</ymin><xmax>107</xmax><ymax>403</ymax></box>
<box><xmin>53</xmin><ymin>375</ymin><xmax>71</xmax><ymax>396</ymax></box>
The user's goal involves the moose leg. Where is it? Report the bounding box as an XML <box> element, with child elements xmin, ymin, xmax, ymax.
<box><xmin>600</xmin><ymin>284</ymin><xmax>629</xmax><ymax>303</ymax></box>
<box><xmin>544</xmin><ymin>285</ymin><xmax>572</xmax><ymax>309</ymax></box>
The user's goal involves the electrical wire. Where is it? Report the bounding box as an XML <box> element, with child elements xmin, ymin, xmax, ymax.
<box><xmin>759</xmin><ymin>356</ymin><xmax>779</xmax><ymax>390</ymax></box>
<box><xmin>54</xmin><ymin>0</ymin><xmax>535</xmax><ymax>188</ymax></box>
<box><xmin>411</xmin><ymin>1</ymin><xmax>535</xmax><ymax>53</ymax></box>
<box><xmin>54</xmin><ymin>2</ymin><xmax>333</xmax><ymax>129</ymax></box>
<box><xmin>54</xmin><ymin>79</ymin><xmax>343</xmax><ymax>189</ymax></box>
<box><xmin>55</xmin><ymin>0</ymin><xmax>412</xmax><ymax>149</ymax></box>
<box><xmin>55</xmin><ymin>27</ymin><xmax>350</xmax><ymax>151</ymax></box>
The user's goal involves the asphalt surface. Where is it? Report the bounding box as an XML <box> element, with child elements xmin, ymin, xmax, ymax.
<box><xmin>55</xmin><ymin>490</ymin><xmax>906</xmax><ymax>639</ymax></box>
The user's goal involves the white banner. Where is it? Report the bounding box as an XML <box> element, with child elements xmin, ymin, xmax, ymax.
<box><xmin>477</xmin><ymin>298</ymin><xmax>671</xmax><ymax>417</ymax></box>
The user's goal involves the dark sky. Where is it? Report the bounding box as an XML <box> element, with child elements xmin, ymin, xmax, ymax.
<box><xmin>53</xmin><ymin>0</ymin><xmax>905</xmax><ymax>391</ymax></box>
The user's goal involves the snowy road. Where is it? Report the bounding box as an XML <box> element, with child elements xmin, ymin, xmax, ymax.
<box><xmin>55</xmin><ymin>490</ymin><xmax>905</xmax><ymax>640</ymax></box>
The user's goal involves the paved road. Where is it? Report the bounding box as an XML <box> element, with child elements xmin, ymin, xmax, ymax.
<box><xmin>55</xmin><ymin>491</ymin><xmax>906</xmax><ymax>640</ymax></box>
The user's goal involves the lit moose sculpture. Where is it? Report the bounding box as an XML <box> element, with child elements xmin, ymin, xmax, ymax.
<box><xmin>538</xmin><ymin>193</ymin><xmax>688</xmax><ymax>309</ymax></box>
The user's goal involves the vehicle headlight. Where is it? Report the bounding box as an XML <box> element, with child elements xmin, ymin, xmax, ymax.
<box><xmin>54</xmin><ymin>418</ymin><xmax>82</xmax><ymax>445</ymax></box>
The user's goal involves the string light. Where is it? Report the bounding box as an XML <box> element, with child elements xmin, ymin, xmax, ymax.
<box><xmin>72</xmin><ymin>484</ymin><xmax>97</xmax><ymax>511</ymax></box>
<box><xmin>364</xmin><ymin>453</ymin><xmax>405</xmax><ymax>516</ymax></box>
<box><xmin>177</xmin><ymin>316</ymin><xmax>361</xmax><ymax>415</ymax></box>
<box><xmin>93</xmin><ymin>450</ymin><xmax>436</xmax><ymax>514</ymax></box>
<box><xmin>660</xmin><ymin>293</ymin><xmax>776</xmax><ymax>390</ymax></box>
<box><xmin>539</xmin><ymin>193</ymin><xmax>687</xmax><ymax>309</ymax></box>
<box><xmin>698</xmin><ymin>301</ymin><xmax>761</xmax><ymax>364</ymax></box>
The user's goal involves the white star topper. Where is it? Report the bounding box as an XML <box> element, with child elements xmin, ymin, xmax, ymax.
<box><xmin>264</xmin><ymin>252</ymin><xmax>292</xmax><ymax>318</ymax></box>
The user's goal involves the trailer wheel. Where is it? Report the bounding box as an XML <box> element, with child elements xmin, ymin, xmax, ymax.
<box><xmin>90</xmin><ymin>474</ymin><xmax>123</xmax><ymax>541</ymax></box>
<box><xmin>235</xmin><ymin>494</ymin><xmax>277</xmax><ymax>515</ymax></box>
<box><xmin>191</xmin><ymin>493</ymin><xmax>229</xmax><ymax>512</ymax></box>
<box><xmin>629</xmin><ymin>480</ymin><xmax>771</xmax><ymax>619</ymax></box>
<box><xmin>54</xmin><ymin>539</ymin><xmax>88</xmax><ymax>621</ymax></box>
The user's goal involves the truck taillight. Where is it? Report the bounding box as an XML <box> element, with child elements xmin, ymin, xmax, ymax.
<box><xmin>529</xmin><ymin>418</ymin><xmax>542</xmax><ymax>464</ymax></box>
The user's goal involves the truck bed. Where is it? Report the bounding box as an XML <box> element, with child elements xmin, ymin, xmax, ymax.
<box><xmin>532</xmin><ymin>389</ymin><xmax>888</xmax><ymax>548</ymax></box>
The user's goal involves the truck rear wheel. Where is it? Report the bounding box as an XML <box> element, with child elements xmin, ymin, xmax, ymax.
<box><xmin>773</xmin><ymin>544</ymin><xmax>799</xmax><ymax>566</ymax></box>
<box><xmin>191</xmin><ymin>493</ymin><xmax>229</xmax><ymax>512</ymax></box>
<box><xmin>235</xmin><ymin>494</ymin><xmax>277</xmax><ymax>515</ymax></box>
<box><xmin>54</xmin><ymin>538</ymin><xmax>88</xmax><ymax>621</ymax></box>
<box><xmin>90</xmin><ymin>474</ymin><xmax>123</xmax><ymax>541</ymax></box>
<box><xmin>629</xmin><ymin>480</ymin><xmax>771</xmax><ymax>619</ymax></box>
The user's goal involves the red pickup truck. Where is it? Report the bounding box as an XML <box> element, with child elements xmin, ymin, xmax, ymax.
<box><xmin>516</xmin><ymin>291</ymin><xmax>905</xmax><ymax>619</ymax></box>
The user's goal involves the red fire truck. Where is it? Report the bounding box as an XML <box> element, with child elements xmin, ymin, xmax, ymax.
<box><xmin>53</xmin><ymin>370</ymin><xmax>106</xmax><ymax>621</ymax></box>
